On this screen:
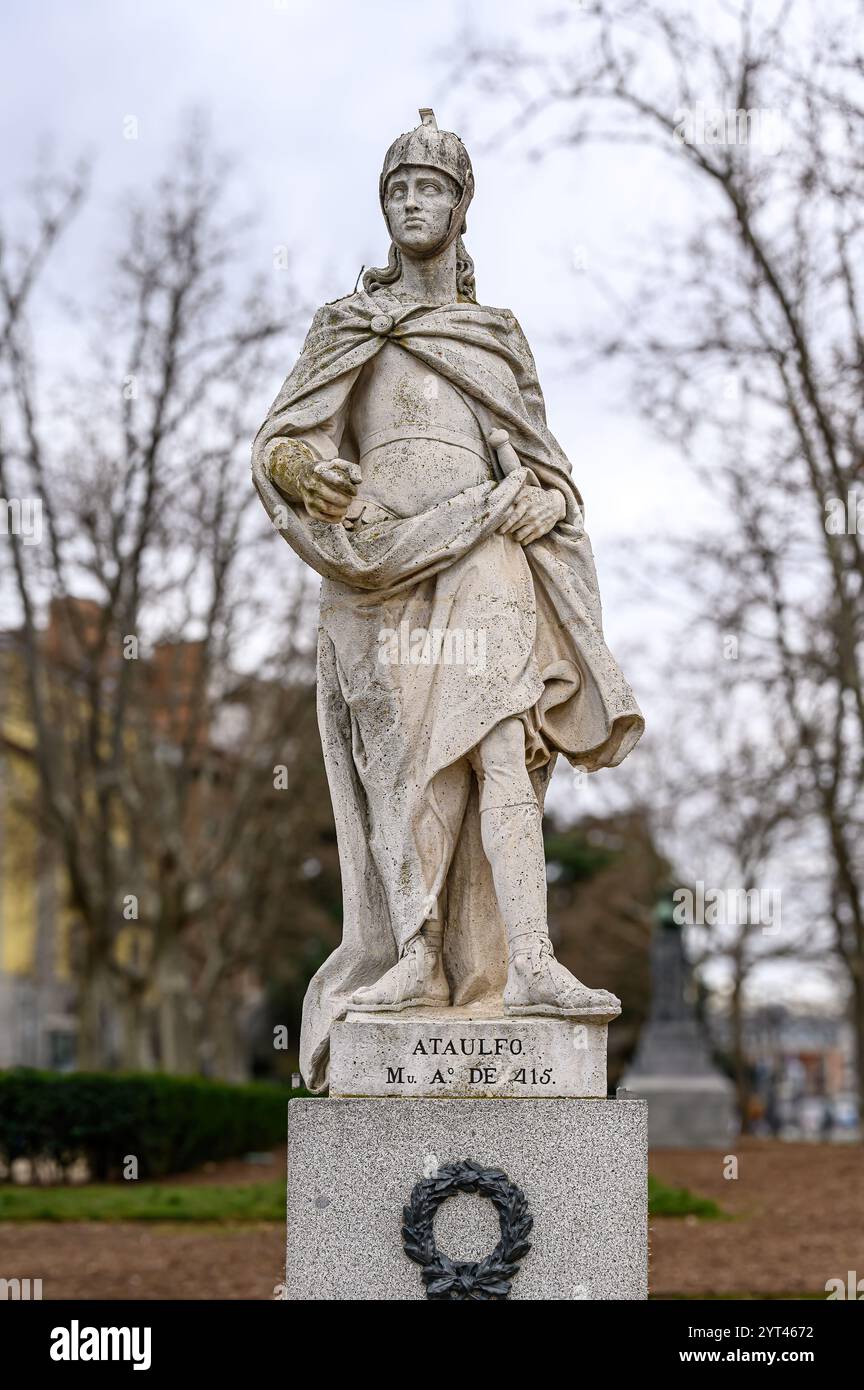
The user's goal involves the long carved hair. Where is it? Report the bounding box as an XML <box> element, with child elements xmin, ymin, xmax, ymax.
<box><xmin>362</xmin><ymin>236</ymin><xmax>477</xmax><ymax>303</ymax></box>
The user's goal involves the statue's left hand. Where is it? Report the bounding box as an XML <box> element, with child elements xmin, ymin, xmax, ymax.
<box><xmin>497</xmin><ymin>485</ymin><xmax>566</xmax><ymax>544</ymax></box>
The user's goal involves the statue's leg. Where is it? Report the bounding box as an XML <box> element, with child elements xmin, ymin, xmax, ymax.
<box><xmin>472</xmin><ymin>717</ymin><xmax>621</xmax><ymax>1021</ymax></box>
<box><xmin>348</xmin><ymin>759</ymin><xmax>472</xmax><ymax>1012</ymax></box>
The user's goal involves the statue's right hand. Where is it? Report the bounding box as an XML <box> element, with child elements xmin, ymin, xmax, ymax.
<box><xmin>300</xmin><ymin>458</ymin><xmax>362</xmax><ymax>523</ymax></box>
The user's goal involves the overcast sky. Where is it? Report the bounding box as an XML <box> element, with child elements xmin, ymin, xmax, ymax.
<box><xmin>1</xmin><ymin>0</ymin><xmax>712</xmax><ymax>713</ymax></box>
<box><xmin>1</xmin><ymin>1</ymin><xmax>836</xmax><ymax>1009</ymax></box>
<box><xmin>1</xmin><ymin>0</ymin><xmax>706</xmax><ymax>558</ymax></box>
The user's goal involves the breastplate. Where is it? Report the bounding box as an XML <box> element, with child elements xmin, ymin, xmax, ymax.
<box><xmin>349</xmin><ymin>344</ymin><xmax>493</xmax><ymax>518</ymax></box>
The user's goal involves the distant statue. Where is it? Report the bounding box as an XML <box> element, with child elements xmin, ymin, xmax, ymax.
<box><xmin>252</xmin><ymin>110</ymin><xmax>643</xmax><ymax>1090</ymax></box>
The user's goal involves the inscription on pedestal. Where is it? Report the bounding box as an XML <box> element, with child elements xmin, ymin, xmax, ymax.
<box><xmin>329</xmin><ymin>1011</ymin><xmax>608</xmax><ymax>1098</ymax></box>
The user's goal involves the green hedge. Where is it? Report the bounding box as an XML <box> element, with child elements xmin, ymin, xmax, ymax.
<box><xmin>0</xmin><ymin>1069</ymin><xmax>306</xmax><ymax>1181</ymax></box>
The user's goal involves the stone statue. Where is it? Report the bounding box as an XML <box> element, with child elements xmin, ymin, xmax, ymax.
<box><xmin>253</xmin><ymin>110</ymin><xmax>644</xmax><ymax>1093</ymax></box>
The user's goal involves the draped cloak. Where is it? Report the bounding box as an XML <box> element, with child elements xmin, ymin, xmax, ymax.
<box><xmin>251</xmin><ymin>287</ymin><xmax>644</xmax><ymax>1091</ymax></box>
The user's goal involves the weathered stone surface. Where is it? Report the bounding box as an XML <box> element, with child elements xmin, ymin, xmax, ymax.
<box><xmin>285</xmin><ymin>1097</ymin><xmax>648</xmax><ymax>1300</ymax></box>
<box><xmin>330</xmin><ymin>1007</ymin><xmax>608</xmax><ymax>1098</ymax></box>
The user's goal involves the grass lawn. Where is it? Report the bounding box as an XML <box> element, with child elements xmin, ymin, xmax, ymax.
<box><xmin>0</xmin><ymin>1179</ymin><xmax>285</xmax><ymax>1223</ymax></box>
<box><xmin>0</xmin><ymin>1173</ymin><xmax>717</xmax><ymax>1223</ymax></box>
<box><xmin>648</xmin><ymin>1174</ymin><xmax>725</xmax><ymax>1219</ymax></box>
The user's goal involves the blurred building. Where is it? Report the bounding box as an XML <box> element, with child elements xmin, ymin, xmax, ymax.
<box><xmin>0</xmin><ymin>623</ymin><xmax>77</xmax><ymax>1068</ymax></box>
<box><xmin>724</xmin><ymin>1004</ymin><xmax>858</xmax><ymax>1141</ymax></box>
<box><xmin>0</xmin><ymin>599</ymin><xmax>251</xmax><ymax>1073</ymax></box>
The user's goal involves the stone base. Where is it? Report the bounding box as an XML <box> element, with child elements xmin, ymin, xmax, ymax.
<box><xmin>623</xmin><ymin>1074</ymin><xmax>738</xmax><ymax>1148</ymax></box>
<box><xmin>285</xmin><ymin>1097</ymin><xmax>647</xmax><ymax>1300</ymax></box>
<box><xmin>330</xmin><ymin>1007</ymin><xmax>608</xmax><ymax>1098</ymax></box>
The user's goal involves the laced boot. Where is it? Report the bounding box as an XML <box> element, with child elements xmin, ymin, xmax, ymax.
<box><xmin>349</xmin><ymin>928</ymin><xmax>449</xmax><ymax>1012</ymax></box>
<box><xmin>503</xmin><ymin>931</ymin><xmax>621</xmax><ymax>1021</ymax></box>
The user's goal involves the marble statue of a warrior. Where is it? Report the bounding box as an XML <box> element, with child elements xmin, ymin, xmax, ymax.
<box><xmin>252</xmin><ymin>110</ymin><xmax>644</xmax><ymax>1091</ymax></box>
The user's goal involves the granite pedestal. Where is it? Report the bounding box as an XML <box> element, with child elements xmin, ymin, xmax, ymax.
<box><xmin>285</xmin><ymin>1095</ymin><xmax>647</xmax><ymax>1300</ymax></box>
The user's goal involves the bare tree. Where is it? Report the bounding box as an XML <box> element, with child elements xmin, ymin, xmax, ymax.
<box><xmin>0</xmin><ymin>128</ymin><xmax>331</xmax><ymax>1075</ymax></box>
<box><xmin>457</xmin><ymin>0</ymin><xmax>864</xmax><ymax>1114</ymax></box>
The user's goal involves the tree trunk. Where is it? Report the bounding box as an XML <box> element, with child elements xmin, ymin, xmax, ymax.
<box><xmin>118</xmin><ymin>989</ymin><xmax>155</xmax><ymax>1072</ymax></box>
<box><xmin>76</xmin><ymin>961</ymin><xmax>113</xmax><ymax>1070</ymax></box>
<box><xmin>154</xmin><ymin>943</ymin><xmax>197</xmax><ymax>1075</ymax></box>
<box><xmin>852</xmin><ymin>975</ymin><xmax>864</xmax><ymax>1136</ymax></box>
<box><xmin>730</xmin><ymin>975</ymin><xmax>750</xmax><ymax>1135</ymax></box>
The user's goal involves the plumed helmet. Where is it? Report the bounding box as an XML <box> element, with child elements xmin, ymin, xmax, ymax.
<box><xmin>378</xmin><ymin>109</ymin><xmax>474</xmax><ymax>257</ymax></box>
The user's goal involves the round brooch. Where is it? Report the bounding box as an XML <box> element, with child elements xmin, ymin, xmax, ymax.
<box><xmin>369</xmin><ymin>313</ymin><xmax>394</xmax><ymax>335</ymax></box>
<box><xmin>401</xmin><ymin>1158</ymin><xmax>533</xmax><ymax>1300</ymax></box>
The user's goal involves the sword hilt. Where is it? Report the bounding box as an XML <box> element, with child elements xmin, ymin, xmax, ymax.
<box><xmin>487</xmin><ymin>428</ymin><xmax>522</xmax><ymax>477</ymax></box>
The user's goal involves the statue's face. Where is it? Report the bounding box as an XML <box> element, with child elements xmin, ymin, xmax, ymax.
<box><xmin>384</xmin><ymin>163</ymin><xmax>459</xmax><ymax>255</ymax></box>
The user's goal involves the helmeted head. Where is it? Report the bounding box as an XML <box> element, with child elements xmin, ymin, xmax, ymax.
<box><xmin>379</xmin><ymin>108</ymin><xmax>474</xmax><ymax>257</ymax></box>
<box><xmin>363</xmin><ymin>109</ymin><xmax>477</xmax><ymax>301</ymax></box>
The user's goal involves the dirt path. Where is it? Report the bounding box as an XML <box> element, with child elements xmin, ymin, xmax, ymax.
<box><xmin>0</xmin><ymin>1222</ymin><xmax>284</xmax><ymax>1300</ymax></box>
<box><xmin>649</xmin><ymin>1139</ymin><xmax>864</xmax><ymax>1296</ymax></box>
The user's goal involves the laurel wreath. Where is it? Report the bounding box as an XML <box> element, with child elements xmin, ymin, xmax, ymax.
<box><xmin>401</xmin><ymin>1158</ymin><xmax>533</xmax><ymax>1300</ymax></box>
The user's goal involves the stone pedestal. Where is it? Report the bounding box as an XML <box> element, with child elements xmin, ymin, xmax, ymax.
<box><xmin>285</xmin><ymin>1096</ymin><xmax>647</xmax><ymax>1300</ymax></box>
<box><xmin>624</xmin><ymin>1071</ymin><xmax>737</xmax><ymax>1148</ymax></box>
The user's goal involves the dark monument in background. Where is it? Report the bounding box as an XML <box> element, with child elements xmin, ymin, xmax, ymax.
<box><xmin>623</xmin><ymin>894</ymin><xmax>737</xmax><ymax>1147</ymax></box>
